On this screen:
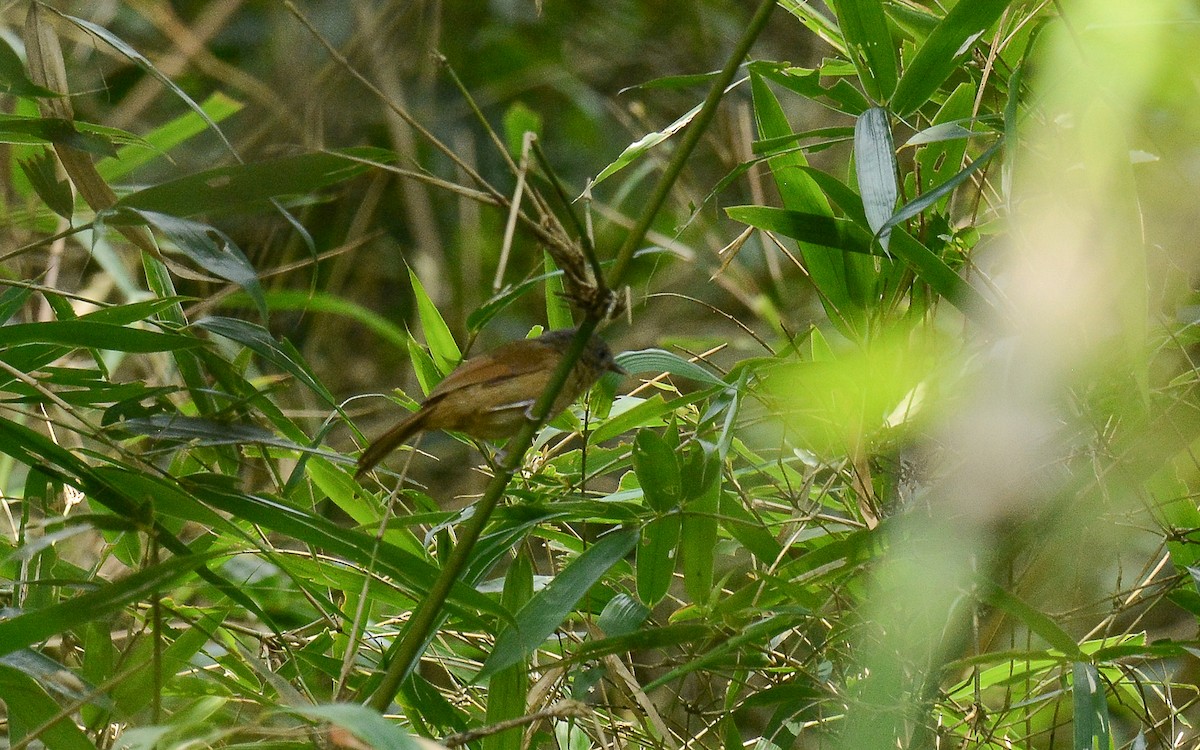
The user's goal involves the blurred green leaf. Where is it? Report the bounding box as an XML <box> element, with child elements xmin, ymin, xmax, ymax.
<box><xmin>0</xmin><ymin>551</ymin><xmax>219</xmax><ymax>657</ymax></box>
<box><xmin>113</xmin><ymin>147</ymin><xmax>389</xmax><ymax>217</ymax></box>
<box><xmin>0</xmin><ymin>665</ymin><xmax>94</xmax><ymax>750</ymax></box>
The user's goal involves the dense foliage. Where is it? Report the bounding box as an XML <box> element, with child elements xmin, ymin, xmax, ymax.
<box><xmin>1</xmin><ymin>1</ymin><xmax>1199</xmax><ymax>749</ymax></box>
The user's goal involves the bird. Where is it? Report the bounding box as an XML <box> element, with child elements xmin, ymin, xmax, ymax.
<box><xmin>355</xmin><ymin>328</ymin><xmax>625</xmax><ymax>477</ymax></box>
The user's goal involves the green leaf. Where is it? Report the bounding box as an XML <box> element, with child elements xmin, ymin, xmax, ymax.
<box><xmin>544</xmin><ymin>252</ymin><xmax>572</xmax><ymax>331</ymax></box>
<box><xmin>60</xmin><ymin>9</ymin><xmax>238</xmax><ymax>154</ymax></box>
<box><xmin>718</xmin><ymin>490</ymin><xmax>783</xmax><ymax>567</ymax></box>
<box><xmin>503</xmin><ymin>101</ymin><xmax>542</xmax><ymax>158</ymax></box>
<box><xmin>0</xmin><ymin>35</ymin><xmax>57</xmax><ymax>97</ymax></box>
<box><xmin>195</xmin><ymin>316</ymin><xmax>336</xmax><ymax>406</ymax></box>
<box><xmin>117</xmin><ymin>210</ymin><xmax>266</xmax><ymax>319</ymax></box>
<box><xmin>1072</xmin><ymin>662</ymin><xmax>1111</xmax><ymax>750</ymax></box>
<box><xmin>19</xmin><ymin>148</ymin><xmax>72</xmax><ymax>219</ymax></box>
<box><xmin>632</xmin><ymin>429</ymin><xmax>683</xmax><ymax>512</ymax></box>
<box><xmin>307</xmin><ymin>456</ymin><xmax>382</xmax><ymax>526</ymax></box>
<box><xmin>882</xmin><ymin>139</ymin><xmax>1002</xmax><ymax>236</ymax></box>
<box><xmin>98</xmin><ymin>92</ymin><xmax>243</xmax><ymax>182</ymax></box>
<box><xmin>854</xmin><ymin>107</ymin><xmax>898</xmax><ymax>250</ymax></box>
<box><xmin>596</xmin><ymin>593</ymin><xmax>650</xmax><ymax>637</ymax></box>
<box><xmin>113</xmin><ymin>147</ymin><xmax>388</xmax><ymax>216</ymax></box>
<box><xmin>218</xmin><ymin>288</ymin><xmax>408</xmax><ymax>351</ymax></box>
<box><xmin>753</xmin><ymin>62</ymin><xmax>870</xmax><ymax>116</ymax></box>
<box><xmin>915</xmin><ymin>84</ymin><xmax>976</xmax><ymax>209</ymax></box>
<box><xmin>827</xmin><ymin>0</ymin><xmax>898</xmax><ymax>101</ymax></box>
<box><xmin>776</xmin><ymin>1</ymin><xmax>847</xmax><ymax>56</ymax></box>
<box><xmin>289</xmin><ymin>704</ymin><xmax>423</xmax><ymax>750</ymax></box>
<box><xmin>644</xmin><ymin>613</ymin><xmax>807</xmax><ymax>690</ymax></box>
<box><xmin>726</xmin><ymin>205</ymin><xmax>876</xmax><ymax>255</ymax></box>
<box><xmin>0</xmin><ymin>552</ymin><xmax>219</xmax><ymax>657</ymax></box>
<box><xmin>614</xmin><ymin>348</ymin><xmax>727</xmax><ymax>388</ymax></box>
<box><xmin>0</xmin><ymin>665</ymin><xmax>94</xmax><ymax>750</ymax></box>
<box><xmin>637</xmin><ymin>513</ymin><xmax>680</xmax><ymax>606</ymax></box>
<box><xmin>0</xmin><ymin>320</ymin><xmax>200</xmax><ymax>352</ymax></box>
<box><xmin>484</xmin><ymin>551</ymin><xmax>534</xmax><ymax>750</ymax></box>
<box><xmin>407</xmin><ymin>266</ymin><xmax>461</xmax><ymax>372</ymax></box>
<box><xmin>982</xmin><ymin>584</ymin><xmax>1083</xmax><ymax>659</ymax></box>
<box><xmin>890</xmin><ymin>0</ymin><xmax>1010</xmax><ymax>117</ymax></box>
<box><xmin>593</xmin><ymin>79</ymin><xmax>745</xmax><ymax>188</ymax></box>
<box><xmin>589</xmin><ymin>394</ymin><xmax>671</xmax><ymax>445</ymax></box>
<box><xmin>0</xmin><ymin>114</ymin><xmax>129</xmax><ymax>155</ymax></box>
<box><xmin>479</xmin><ymin>527</ymin><xmax>639</xmax><ymax>679</ymax></box>
<box><xmin>681</xmin><ymin>452</ymin><xmax>721</xmax><ymax>604</ymax></box>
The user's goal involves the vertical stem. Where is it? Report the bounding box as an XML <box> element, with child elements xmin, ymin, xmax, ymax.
<box><xmin>363</xmin><ymin>0</ymin><xmax>778</xmax><ymax>712</ymax></box>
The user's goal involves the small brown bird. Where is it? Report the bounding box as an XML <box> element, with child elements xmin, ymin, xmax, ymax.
<box><xmin>356</xmin><ymin>328</ymin><xmax>625</xmax><ymax>477</ymax></box>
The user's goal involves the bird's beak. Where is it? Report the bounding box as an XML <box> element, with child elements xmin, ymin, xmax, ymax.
<box><xmin>608</xmin><ymin>361</ymin><xmax>628</xmax><ymax>376</ymax></box>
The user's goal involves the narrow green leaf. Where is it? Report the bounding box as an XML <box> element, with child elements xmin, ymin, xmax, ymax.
<box><xmin>60</xmin><ymin>9</ymin><xmax>238</xmax><ymax>154</ymax></box>
<box><xmin>195</xmin><ymin>316</ymin><xmax>335</xmax><ymax>406</ymax></box>
<box><xmin>114</xmin><ymin>147</ymin><xmax>388</xmax><ymax>216</ymax></box>
<box><xmin>596</xmin><ymin>593</ymin><xmax>650</xmax><ymax>637</ymax></box>
<box><xmin>1072</xmin><ymin>662</ymin><xmax>1111</xmax><ymax>750</ymax></box>
<box><xmin>407</xmin><ymin>266</ymin><xmax>460</xmax><ymax>373</ymax></box>
<box><xmin>218</xmin><ymin>288</ymin><xmax>408</xmax><ymax>351</ymax></box>
<box><xmin>750</xmin><ymin>67</ymin><xmax>872</xmax><ymax>330</ymax></box>
<box><xmin>0</xmin><ymin>552</ymin><xmax>219</xmax><ymax>657</ymax></box>
<box><xmin>543</xmin><ymin>252</ymin><xmax>572</xmax><ymax>331</ymax></box>
<box><xmin>589</xmin><ymin>394</ymin><xmax>671</xmax><ymax>444</ymax></box>
<box><xmin>99</xmin><ymin>92</ymin><xmax>243</xmax><ymax>181</ymax></box>
<box><xmin>718</xmin><ymin>491</ymin><xmax>783</xmax><ymax>567</ymax></box>
<box><xmin>289</xmin><ymin>704</ymin><xmax>423</xmax><ymax>750</ymax></box>
<box><xmin>479</xmin><ymin>527</ymin><xmax>639</xmax><ymax>679</ymax></box>
<box><xmin>888</xmin><ymin>229</ymin><xmax>988</xmax><ymax>318</ymax></box>
<box><xmin>644</xmin><ymin>613</ymin><xmax>807</xmax><ymax>690</ymax></box>
<box><xmin>0</xmin><ymin>34</ymin><xmax>57</xmax><ymax>97</ymax></box>
<box><xmin>982</xmin><ymin>584</ymin><xmax>1083</xmax><ymax>659</ymax></box>
<box><xmin>19</xmin><ymin>148</ymin><xmax>72</xmax><ymax>219</ymax></box>
<box><xmin>0</xmin><ymin>320</ymin><xmax>199</xmax><ymax>352</ymax></box>
<box><xmin>882</xmin><ymin>140</ymin><xmax>1002</xmax><ymax>236</ymax></box>
<box><xmin>777</xmin><ymin>1</ymin><xmax>847</xmax><ymax>56</ymax></box>
<box><xmin>119</xmin><ymin>210</ymin><xmax>266</xmax><ymax>319</ymax></box>
<box><xmin>726</xmin><ymin>205</ymin><xmax>876</xmax><ymax>255</ymax></box>
<box><xmin>615</xmin><ymin>348</ymin><xmax>726</xmax><ymax>388</ymax></box>
<box><xmin>891</xmin><ymin>0</ymin><xmax>1010</xmax><ymax>117</ymax></box>
<box><xmin>571</xmin><ymin>622</ymin><xmax>711</xmax><ymax>664</ymax></box>
<box><xmin>754</xmin><ymin>63</ymin><xmax>870</xmax><ymax>116</ymax></box>
<box><xmin>854</xmin><ymin>107</ymin><xmax>898</xmax><ymax>249</ymax></box>
<box><xmin>826</xmin><ymin>0</ymin><xmax>898</xmax><ymax>101</ymax></box>
<box><xmin>915</xmin><ymin>84</ymin><xmax>976</xmax><ymax>207</ymax></box>
<box><xmin>0</xmin><ymin>665</ymin><xmax>94</xmax><ymax>750</ymax></box>
<box><xmin>593</xmin><ymin>78</ymin><xmax>745</xmax><ymax>188</ymax></box>
<box><xmin>484</xmin><ymin>552</ymin><xmax>533</xmax><ymax>750</ymax></box>
<box><xmin>503</xmin><ymin>101</ymin><xmax>542</xmax><ymax>158</ymax></box>
<box><xmin>682</xmin><ymin>456</ymin><xmax>720</xmax><ymax>605</ymax></box>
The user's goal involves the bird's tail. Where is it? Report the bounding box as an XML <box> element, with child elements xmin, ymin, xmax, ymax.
<box><xmin>355</xmin><ymin>411</ymin><xmax>426</xmax><ymax>478</ymax></box>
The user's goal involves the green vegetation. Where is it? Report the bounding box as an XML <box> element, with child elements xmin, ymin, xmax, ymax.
<box><xmin>1</xmin><ymin>1</ymin><xmax>1198</xmax><ymax>749</ymax></box>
